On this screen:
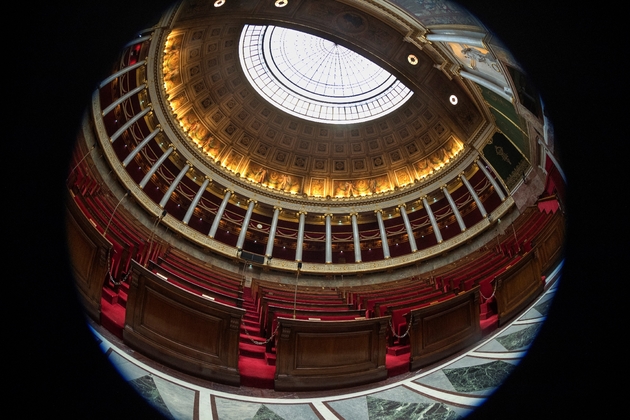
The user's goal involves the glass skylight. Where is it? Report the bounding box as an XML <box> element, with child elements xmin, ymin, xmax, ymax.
<box><xmin>239</xmin><ymin>25</ymin><xmax>413</xmax><ymax>124</ymax></box>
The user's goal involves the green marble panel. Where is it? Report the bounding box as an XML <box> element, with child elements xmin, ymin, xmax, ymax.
<box><xmin>443</xmin><ymin>360</ymin><xmax>516</xmax><ymax>393</ymax></box>
<box><xmin>128</xmin><ymin>375</ymin><xmax>174</xmax><ymax>419</ymax></box>
<box><xmin>253</xmin><ymin>405</ymin><xmax>286</xmax><ymax>420</ymax></box>
<box><xmin>367</xmin><ymin>397</ymin><xmax>461</xmax><ymax>420</ymax></box>
<box><xmin>482</xmin><ymin>132</ymin><xmax>529</xmax><ymax>191</ymax></box>
<box><xmin>496</xmin><ymin>324</ymin><xmax>542</xmax><ymax>351</ymax></box>
<box><xmin>533</xmin><ymin>297</ymin><xmax>553</xmax><ymax>316</ymax></box>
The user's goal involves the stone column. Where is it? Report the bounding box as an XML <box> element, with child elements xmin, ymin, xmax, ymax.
<box><xmin>350</xmin><ymin>212</ymin><xmax>362</xmax><ymax>262</ymax></box>
<box><xmin>208</xmin><ymin>189</ymin><xmax>232</xmax><ymax>238</ymax></box>
<box><xmin>375</xmin><ymin>210</ymin><xmax>390</xmax><ymax>259</ymax></box>
<box><xmin>461</xmin><ymin>173</ymin><xmax>487</xmax><ymax>218</ymax></box>
<box><xmin>442</xmin><ymin>186</ymin><xmax>466</xmax><ymax>232</ymax></box>
<box><xmin>99</xmin><ymin>60</ymin><xmax>146</xmax><ymax>88</ymax></box>
<box><xmin>422</xmin><ymin>196</ymin><xmax>443</xmax><ymax>243</ymax></box>
<box><xmin>265</xmin><ymin>206</ymin><xmax>281</xmax><ymax>258</ymax></box>
<box><xmin>101</xmin><ymin>84</ymin><xmax>146</xmax><ymax>116</ymax></box>
<box><xmin>295</xmin><ymin>211</ymin><xmax>307</xmax><ymax>262</ymax></box>
<box><xmin>159</xmin><ymin>163</ymin><xmax>190</xmax><ymax>208</ymax></box>
<box><xmin>476</xmin><ymin>159</ymin><xmax>506</xmax><ymax>201</ymax></box>
<box><xmin>425</xmin><ymin>33</ymin><xmax>485</xmax><ymax>48</ymax></box>
<box><xmin>459</xmin><ymin>70</ymin><xmax>513</xmax><ymax>102</ymax></box>
<box><xmin>110</xmin><ymin>107</ymin><xmax>151</xmax><ymax>143</ymax></box>
<box><xmin>183</xmin><ymin>177</ymin><xmax>209</xmax><ymax>224</ymax></box>
<box><xmin>324</xmin><ymin>213</ymin><xmax>333</xmax><ymax>264</ymax></box>
<box><xmin>139</xmin><ymin>146</ymin><xmax>173</xmax><ymax>188</ymax></box>
<box><xmin>124</xmin><ymin>35</ymin><xmax>151</xmax><ymax>47</ymax></box>
<box><xmin>398</xmin><ymin>204</ymin><xmax>418</xmax><ymax>252</ymax></box>
<box><xmin>122</xmin><ymin>127</ymin><xmax>161</xmax><ymax>167</ymax></box>
<box><xmin>236</xmin><ymin>199</ymin><xmax>256</xmax><ymax>250</ymax></box>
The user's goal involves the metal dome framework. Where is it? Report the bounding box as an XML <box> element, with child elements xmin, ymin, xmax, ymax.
<box><xmin>239</xmin><ymin>24</ymin><xmax>414</xmax><ymax>124</ymax></box>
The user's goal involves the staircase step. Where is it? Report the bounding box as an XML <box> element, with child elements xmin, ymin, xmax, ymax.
<box><xmin>102</xmin><ymin>287</ymin><xmax>118</xmax><ymax>305</ymax></box>
<box><xmin>242</xmin><ymin>317</ymin><xmax>259</xmax><ymax>325</ymax></box>
<box><xmin>239</xmin><ymin>342</ymin><xmax>266</xmax><ymax>359</ymax></box>
<box><xmin>241</xmin><ymin>324</ymin><xmax>261</xmax><ymax>334</ymax></box>
<box><xmin>240</xmin><ymin>332</ymin><xmax>266</xmax><ymax>342</ymax></box>
<box><xmin>119</xmin><ymin>281</ymin><xmax>130</xmax><ymax>293</ymax></box>
<box><xmin>118</xmin><ymin>290</ymin><xmax>128</xmax><ymax>308</ymax></box>
<box><xmin>265</xmin><ymin>352</ymin><xmax>276</xmax><ymax>366</ymax></box>
<box><xmin>387</xmin><ymin>345</ymin><xmax>410</xmax><ymax>356</ymax></box>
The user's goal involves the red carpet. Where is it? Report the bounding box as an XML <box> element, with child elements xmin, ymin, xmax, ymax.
<box><xmin>480</xmin><ymin>315</ymin><xmax>498</xmax><ymax>336</ymax></box>
<box><xmin>386</xmin><ymin>352</ymin><xmax>410</xmax><ymax>377</ymax></box>
<box><xmin>100</xmin><ymin>298</ymin><xmax>125</xmax><ymax>339</ymax></box>
<box><xmin>238</xmin><ymin>357</ymin><xmax>276</xmax><ymax>388</ymax></box>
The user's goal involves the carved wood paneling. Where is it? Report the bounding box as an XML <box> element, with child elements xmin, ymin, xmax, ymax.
<box><xmin>66</xmin><ymin>195</ymin><xmax>111</xmax><ymax>321</ymax></box>
<box><xmin>408</xmin><ymin>287</ymin><xmax>481</xmax><ymax>370</ymax></box>
<box><xmin>274</xmin><ymin>316</ymin><xmax>389</xmax><ymax>391</ymax></box>
<box><xmin>495</xmin><ymin>249</ymin><xmax>543</xmax><ymax>326</ymax></box>
<box><xmin>123</xmin><ymin>261</ymin><xmax>245</xmax><ymax>386</ymax></box>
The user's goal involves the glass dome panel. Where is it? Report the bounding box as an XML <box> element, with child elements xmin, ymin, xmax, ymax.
<box><xmin>239</xmin><ymin>24</ymin><xmax>413</xmax><ymax>124</ymax></box>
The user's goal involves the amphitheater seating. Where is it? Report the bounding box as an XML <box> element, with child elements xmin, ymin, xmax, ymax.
<box><xmin>69</xmin><ymin>138</ymin><xmax>563</xmax><ymax>388</ymax></box>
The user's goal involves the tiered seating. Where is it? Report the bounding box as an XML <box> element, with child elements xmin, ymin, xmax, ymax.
<box><xmin>143</xmin><ymin>250</ymin><xmax>276</xmax><ymax>387</ymax></box>
<box><xmin>162</xmin><ymin>247</ymin><xmax>244</xmax><ymax>289</ymax></box>
<box><xmin>148</xmin><ymin>261</ymin><xmax>244</xmax><ymax>308</ymax></box>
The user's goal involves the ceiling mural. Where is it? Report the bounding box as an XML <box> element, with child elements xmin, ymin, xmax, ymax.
<box><xmin>388</xmin><ymin>0</ymin><xmax>480</xmax><ymax>26</ymax></box>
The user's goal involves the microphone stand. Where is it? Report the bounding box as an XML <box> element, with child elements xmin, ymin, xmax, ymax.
<box><xmin>66</xmin><ymin>143</ymin><xmax>96</xmax><ymax>184</ymax></box>
<box><xmin>104</xmin><ymin>191</ymin><xmax>129</xmax><ymax>238</ymax></box>
<box><xmin>145</xmin><ymin>209</ymin><xmax>167</xmax><ymax>267</ymax></box>
<box><xmin>293</xmin><ymin>262</ymin><xmax>301</xmax><ymax>319</ymax></box>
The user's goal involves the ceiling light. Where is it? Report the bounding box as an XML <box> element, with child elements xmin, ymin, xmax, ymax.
<box><xmin>275</xmin><ymin>0</ymin><xmax>288</xmax><ymax>7</ymax></box>
<box><xmin>408</xmin><ymin>54</ymin><xmax>418</xmax><ymax>65</ymax></box>
<box><xmin>449</xmin><ymin>95</ymin><xmax>458</xmax><ymax>105</ymax></box>
<box><xmin>214</xmin><ymin>0</ymin><xmax>225</xmax><ymax>6</ymax></box>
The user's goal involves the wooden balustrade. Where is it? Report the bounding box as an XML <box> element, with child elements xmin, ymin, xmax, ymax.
<box><xmin>66</xmin><ymin>192</ymin><xmax>111</xmax><ymax>321</ymax></box>
<box><xmin>407</xmin><ymin>287</ymin><xmax>482</xmax><ymax>370</ymax></box>
<box><xmin>495</xmin><ymin>248</ymin><xmax>544</xmax><ymax>326</ymax></box>
<box><xmin>274</xmin><ymin>316</ymin><xmax>390</xmax><ymax>391</ymax></box>
<box><xmin>123</xmin><ymin>261</ymin><xmax>245</xmax><ymax>386</ymax></box>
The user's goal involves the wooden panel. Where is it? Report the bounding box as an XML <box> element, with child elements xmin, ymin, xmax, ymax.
<box><xmin>140</xmin><ymin>290</ymin><xmax>224</xmax><ymax>356</ymax></box>
<box><xmin>495</xmin><ymin>250</ymin><xmax>543</xmax><ymax>326</ymax></box>
<box><xmin>296</xmin><ymin>331</ymin><xmax>372</xmax><ymax>369</ymax></box>
<box><xmin>408</xmin><ymin>287</ymin><xmax>481</xmax><ymax>370</ymax></box>
<box><xmin>66</xmin><ymin>196</ymin><xmax>110</xmax><ymax>321</ymax></box>
<box><xmin>274</xmin><ymin>316</ymin><xmax>389</xmax><ymax>391</ymax></box>
<box><xmin>123</xmin><ymin>261</ymin><xmax>245</xmax><ymax>386</ymax></box>
<box><xmin>536</xmin><ymin>212</ymin><xmax>565</xmax><ymax>274</ymax></box>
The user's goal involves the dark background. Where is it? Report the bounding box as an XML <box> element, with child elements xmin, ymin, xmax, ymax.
<box><xmin>9</xmin><ymin>0</ymin><xmax>621</xmax><ymax>418</ymax></box>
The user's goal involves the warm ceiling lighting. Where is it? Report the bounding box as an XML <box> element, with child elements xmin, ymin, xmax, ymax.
<box><xmin>449</xmin><ymin>95</ymin><xmax>458</xmax><ymax>105</ymax></box>
<box><xmin>408</xmin><ymin>54</ymin><xmax>418</xmax><ymax>65</ymax></box>
<box><xmin>275</xmin><ymin>0</ymin><xmax>288</xmax><ymax>7</ymax></box>
<box><xmin>214</xmin><ymin>0</ymin><xmax>225</xmax><ymax>7</ymax></box>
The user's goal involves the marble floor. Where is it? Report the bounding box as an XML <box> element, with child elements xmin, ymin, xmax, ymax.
<box><xmin>89</xmin><ymin>261</ymin><xmax>562</xmax><ymax>420</ymax></box>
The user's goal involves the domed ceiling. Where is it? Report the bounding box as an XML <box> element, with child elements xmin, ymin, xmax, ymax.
<box><xmin>159</xmin><ymin>0</ymin><xmax>486</xmax><ymax>202</ymax></box>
